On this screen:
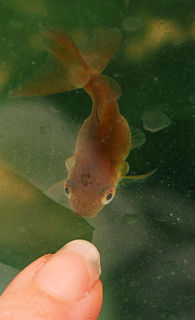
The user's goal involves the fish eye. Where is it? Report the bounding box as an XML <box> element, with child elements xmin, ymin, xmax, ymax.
<box><xmin>64</xmin><ymin>181</ymin><xmax>71</xmax><ymax>198</ymax></box>
<box><xmin>64</xmin><ymin>186</ymin><xmax>69</xmax><ymax>196</ymax></box>
<box><xmin>101</xmin><ymin>187</ymin><xmax>115</xmax><ymax>205</ymax></box>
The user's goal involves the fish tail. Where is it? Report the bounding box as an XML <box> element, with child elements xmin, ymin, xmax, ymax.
<box><xmin>9</xmin><ymin>29</ymin><xmax>91</xmax><ymax>97</ymax></box>
<box><xmin>81</xmin><ymin>28</ymin><xmax>122</xmax><ymax>115</ymax></box>
<box><xmin>9</xmin><ymin>28</ymin><xmax>121</xmax><ymax>98</ymax></box>
<box><xmin>79</xmin><ymin>27</ymin><xmax>121</xmax><ymax>74</ymax></box>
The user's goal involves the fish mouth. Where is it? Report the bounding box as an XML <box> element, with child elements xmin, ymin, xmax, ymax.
<box><xmin>70</xmin><ymin>199</ymin><xmax>102</xmax><ymax>218</ymax></box>
<box><xmin>74</xmin><ymin>210</ymin><xmax>98</xmax><ymax>218</ymax></box>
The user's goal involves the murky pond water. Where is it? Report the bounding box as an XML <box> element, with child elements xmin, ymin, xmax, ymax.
<box><xmin>0</xmin><ymin>1</ymin><xmax>194</xmax><ymax>319</ymax></box>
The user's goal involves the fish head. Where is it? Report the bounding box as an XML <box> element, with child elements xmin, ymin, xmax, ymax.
<box><xmin>64</xmin><ymin>158</ymin><xmax>117</xmax><ymax>217</ymax></box>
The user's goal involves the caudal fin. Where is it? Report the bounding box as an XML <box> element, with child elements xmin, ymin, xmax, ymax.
<box><xmin>10</xmin><ymin>29</ymin><xmax>91</xmax><ymax>97</ymax></box>
<box><xmin>79</xmin><ymin>28</ymin><xmax>121</xmax><ymax>73</ymax></box>
<box><xmin>10</xmin><ymin>28</ymin><xmax>121</xmax><ymax>98</ymax></box>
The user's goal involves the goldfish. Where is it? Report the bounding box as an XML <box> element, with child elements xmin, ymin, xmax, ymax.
<box><xmin>11</xmin><ymin>28</ymin><xmax>156</xmax><ymax>217</ymax></box>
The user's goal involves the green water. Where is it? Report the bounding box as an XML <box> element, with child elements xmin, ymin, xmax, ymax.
<box><xmin>0</xmin><ymin>0</ymin><xmax>194</xmax><ymax>319</ymax></box>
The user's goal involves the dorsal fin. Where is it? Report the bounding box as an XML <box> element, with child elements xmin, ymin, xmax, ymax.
<box><xmin>94</xmin><ymin>74</ymin><xmax>121</xmax><ymax>122</ymax></box>
<box><xmin>85</xmin><ymin>73</ymin><xmax>121</xmax><ymax>122</ymax></box>
<box><xmin>97</xmin><ymin>74</ymin><xmax>121</xmax><ymax>101</ymax></box>
<box><xmin>79</xmin><ymin>28</ymin><xmax>121</xmax><ymax>73</ymax></box>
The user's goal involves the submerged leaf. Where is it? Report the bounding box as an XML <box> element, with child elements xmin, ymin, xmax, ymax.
<box><xmin>142</xmin><ymin>110</ymin><xmax>171</xmax><ymax>133</ymax></box>
<box><xmin>0</xmin><ymin>167</ymin><xmax>93</xmax><ymax>270</ymax></box>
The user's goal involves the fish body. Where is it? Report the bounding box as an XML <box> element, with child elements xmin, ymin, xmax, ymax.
<box><xmin>11</xmin><ymin>28</ymin><xmax>155</xmax><ymax>217</ymax></box>
<box><xmin>67</xmin><ymin>97</ymin><xmax>131</xmax><ymax>216</ymax></box>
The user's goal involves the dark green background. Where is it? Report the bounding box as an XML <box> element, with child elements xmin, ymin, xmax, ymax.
<box><xmin>0</xmin><ymin>0</ymin><xmax>194</xmax><ymax>319</ymax></box>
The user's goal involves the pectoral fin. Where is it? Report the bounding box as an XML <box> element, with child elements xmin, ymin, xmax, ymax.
<box><xmin>122</xmin><ymin>168</ymin><xmax>157</xmax><ymax>181</ymax></box>
<box><xmin>119</xmin><ymin>161</ymin><xmax>130</xmax><ymax>177</ymax></box>
<box><xmin>131</xmin><ymin>127</ymin><xmax>146</xmax><ymax>150</ymax></box>
<box><xmin>45</xmin><ymin>179</ymin><xmax>65</xmax><ymax>203</ymax></box>
<box><xmin>65</xmin><ymin>155</ymin><xmax>76</xmax><ymax>171</ymax></box>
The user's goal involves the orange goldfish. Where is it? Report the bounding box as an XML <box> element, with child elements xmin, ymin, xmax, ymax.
<box><xmin>11</xmin><ymin>28</ymin><xmax>156</xmax><ymax>217</ymax></box>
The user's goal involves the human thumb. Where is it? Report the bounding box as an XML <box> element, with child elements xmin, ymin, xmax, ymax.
<box><xmin>0</xmin><ymin>240</ymin><xmax>103</xmax><ymax>320</ymax></box>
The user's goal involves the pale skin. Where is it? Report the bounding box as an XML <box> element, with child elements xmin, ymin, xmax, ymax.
<box><xmin>11</xmin><ymin>28</ymin><xmax>156</xmax><ymax>217</ymax></box>
<box><xmin>0</xmin><ymin>240</ymin><xmax>102</xmax><ymax>320</ymax></box>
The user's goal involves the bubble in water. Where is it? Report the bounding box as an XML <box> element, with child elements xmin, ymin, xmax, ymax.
<box><xmin>142</xmin><ymin>110</ymin><xmax>171</xmax><ymax>133</ymax></box>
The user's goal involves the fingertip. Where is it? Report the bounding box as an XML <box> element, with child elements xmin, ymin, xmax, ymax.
<box><xmin>35</xmin><ymin>240</ymin><xmax>101</xmax><ymax>302</ymax></box>
<box><xmin>66</xmin><ymin>279</ymin><xmax>103</xmax><ymax>320</ymax></box>
<box><xmin>0</xmin><ymin>241</ymin><xmax>103</xmax><ymax>320</ymax></box>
